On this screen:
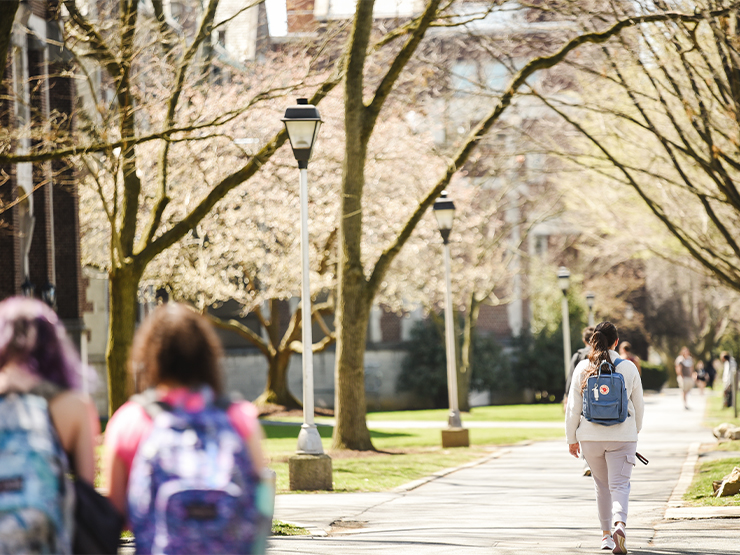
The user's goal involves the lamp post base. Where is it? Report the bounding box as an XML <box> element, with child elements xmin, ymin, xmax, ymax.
<box><xmin>441</xmin><ymin>427</ymin><xmax>470</xmax><ymax>448</ymax></box>
<box><xmin>288</xmin><ymin>453</ymin><xmax>333</xmax><ymax>491</ymax></box>
<box><xmin>296</xmin><ymin>423</ymin><xmax>324</xmax><ymax>455</ymax></box>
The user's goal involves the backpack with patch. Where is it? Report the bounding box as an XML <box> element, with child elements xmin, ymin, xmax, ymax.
<box><xmin>582</xmin><ymin>358</ymin><xmax>629</xmax><ymax>426</ymax></box>
<box><xmin>0</xmin><ymin>392</ymin><xmax>73</xmax><ymax>554</ymax></box>
<box><xmin>127</xmin><ymin>389</ymin><xmax>271</xmax><ymax>554</ymax></box>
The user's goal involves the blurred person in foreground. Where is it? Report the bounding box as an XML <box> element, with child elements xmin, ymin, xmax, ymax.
<box><xmin>565</xmin><ymin>321</ymin><xmax>644</xmax><ymax>554</ymax></box>
<box><xmin>103</xmin><ymin>302</ymin><xmax>271</xmax><ymax>554</ymax></box>
<box><xmin>0</xmin><ymin>297</ymin><xmax>98</xmax><ymax>553</ymax></box>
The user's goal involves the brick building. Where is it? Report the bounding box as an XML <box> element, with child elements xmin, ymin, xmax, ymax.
<box><xmin>0</xmin><ymin>1</ymin><xmax>86</xmax><ymax>347</ymax></box>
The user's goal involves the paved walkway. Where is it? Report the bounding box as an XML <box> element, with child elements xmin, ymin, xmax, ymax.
<box><xmin>269</xmin><ymin>390</ymin><xmax>740</xmax><ymax>554</ymax></box>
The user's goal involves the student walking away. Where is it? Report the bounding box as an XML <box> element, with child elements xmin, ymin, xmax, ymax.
<box><xmin>0</xmin><ymin>297</ymin><xmax>100</xmax><ymax>554</ymax></box>
<box><xmin>565</xmin><ymin>321</ymin><xmax>644</xmax><ymax>554</ymax></box>
<box><xmin>618</xmin><ymin>341</ymin><xmax>642</xmax><ymax>377</ymax></box>
<box><xmin>721</xmin><ymin>352</ymin><xmax>737</xmax><ymax>409</ymax></box>
<box><xmin>675</xmin><ymin>347</ymin><xmax>695</xmax><ymax>410</ymax></box>
<box><xmin>104</xmin><ymin>303</ymin><xmax>273</xmax><ymax>555</ymax></box>
<box><xmin>564</xmin><ymin>326</ymin><xmax>595</xmax><ymax>476</ymax></box>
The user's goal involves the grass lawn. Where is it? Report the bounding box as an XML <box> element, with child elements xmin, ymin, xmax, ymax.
<box><xmin>684</xmin><ymin>456</ymin><xmax>740</xmax><ymax>506</ymax></box>
<box><xmin>704</xmin><ymin>393</ymin><xmax>740</xmax><ymax>429</ymax></box>
<box><xmin>262</xmin><ymin>403</ymin><xmax>563</xmax><ymax>425</ymax></box>
<box><xmin>683</xmin><ymin>393</ymin><xmax>740</xmax><ymax>506</ymax></box>
<box><xmin>262</xmin><ymin>418</ymin><xmax>563</xmax><ymax>493</ymax></box>
<box><xmin>365</xmin><ymin>404</ymin><xmax>564</xmax><ymax>422</ymax></box>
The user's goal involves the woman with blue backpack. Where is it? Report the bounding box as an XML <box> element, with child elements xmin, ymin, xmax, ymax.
<box><xmin>103</xmin><ymin>302</ymin><xmax>272</xmax><ymax>554</ymax></box>
<box><xmin>0</xmin><ymin>297</ymin><xmax>100</xmax><ymax>553</ymax></box>
<box><xmin>565</xmin><ymin>321</ymin><xmax>644</xmax><ymax>554</ymax></box>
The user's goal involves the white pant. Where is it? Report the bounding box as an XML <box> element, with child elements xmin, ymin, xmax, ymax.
<box><xmin>580</xmin><ymin>441</ymin><xmax>637</xmax><ymax>531</ymax></box>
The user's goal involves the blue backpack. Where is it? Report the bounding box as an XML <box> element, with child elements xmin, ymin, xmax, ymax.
<box><xmin>582</xmin><ymin>358</ymin><xmax>629</xmax><ymax>426</ymax></box>
<box><xmin>0</xmin><ymin>392</ymin><xmax>73</xmax><ymax>554</ymax></box>
<box><xmin>127</xmin><ymin>389</ymin><xmax>272</xmax><ymax>554</ymax></box>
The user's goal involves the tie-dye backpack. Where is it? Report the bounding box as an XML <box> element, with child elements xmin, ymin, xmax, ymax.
<box><xmin>127</xmin><ymin>389</ymin><xmax>271</xmax><ymax>554</ymax></box>
<box><xmin>0</xmin><ymin>392</ymin><xmax>73</xmax><ymax>554</ymax></box>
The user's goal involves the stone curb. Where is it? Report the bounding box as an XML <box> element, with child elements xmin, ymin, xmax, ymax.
<box><xmin>664</xmin><ymin>441</ymin><xmax>740</xmax><ymax>520</ymax></box>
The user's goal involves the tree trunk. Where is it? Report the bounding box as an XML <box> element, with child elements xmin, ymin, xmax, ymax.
<box><xmin>332</xmin><ymin>288</ymin><xmax>373</xmax><ymax>450</ymax></box>
<box><xmin>255</xmin><ymin>349</ymin><xmax>301</xmax><ymax>409</ymax></box>
<box><xmin>459</xmin><ymin>296</ymin><xmax>481</xmax><ymax>413</ymax></box>
<box><xmin>106</xmin><ymin>265</ymin><xmax>141</xmax><ymax>415</ymax></box>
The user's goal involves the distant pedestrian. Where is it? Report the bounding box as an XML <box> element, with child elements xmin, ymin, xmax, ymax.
<box><xmin>674</xmin><ymin>346</ymin><xmax>695</xmax><ymax>410</ymax></box>
<box><xmin>618</xmin><ymin>341</ymin><xmax>641</xmax><ymax>376</ymax></box>
<box><xmin>694</xmin><ymin>361</ymin><xmax>707</xmax><ymax>394</ymax></box>
<box><xmin>564</xmin><ymin>326</ymin><xmax>595</xmax><ymax>405</ymax></box>
<box><xmin>566</xmin><ymin>321</ymin><xmax>644</xmax><ymax>554</ymax></box>
<box><xmin>564</xmin><ymin>326</ymin><xmax>595</xmax><ymax>476</ymax></box>
<box><xmin>705</xmin><ymin>353</ymin><xmax>718</xmax><ymax>389</ymax></box>
<box><xmin>0</xmin><ymin>297</ymin><xmax>99</xmax><ymax>553</ymax></box>
<box><xmin>103</xmin><ymin>303</ymin><xmax>271</xmax><ymax>554</ymax></box>
<box><xmin>721</xmin><ymin>351</ymin><xmax>737</xmax><ymax>409</ymax></box>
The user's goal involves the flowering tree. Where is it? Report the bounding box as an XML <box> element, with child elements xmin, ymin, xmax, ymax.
<box><xmin>132</xmin><ymin>90</ymin><xmax>445</xmax><ymax>408</ymax></box>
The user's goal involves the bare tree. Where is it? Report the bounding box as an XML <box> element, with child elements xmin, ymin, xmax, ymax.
<box><xmin>542</xmin><ymin>0</ymin><xmax>740</xmax><ymax>295</ymax></box>
<box><xmin>331</xmin><ymin>0</ymin><xmax>733</xmax><ymax>450</ymax></box>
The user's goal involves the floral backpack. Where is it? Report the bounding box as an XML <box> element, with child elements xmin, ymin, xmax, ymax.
<box><xmin>0</xmin><ymin>392</ymin><xmax>73</xmax><ymax>554</ymax></box>
<box><xmin>127</xmin><ymin>388</ymin><xmax>271</xmax><ymax>554</ymax></box>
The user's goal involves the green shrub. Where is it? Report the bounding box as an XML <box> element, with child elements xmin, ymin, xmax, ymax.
<box><xmin>397</xmin><ymin>320</ymin><xmax>449</xmax><ymax>408</ymax></box>
<box><xmin>640</xmin><ymin>362</ymin><xmax>668</xmax><ymax>391</ymax></box>
<box><xmin>397</xmin><ymin>319</ymin><xmax>511</xmax><ymax>408</ymax></box>
<box><xmin>509</xmin><ymin>327</ymin><xmax>570</xmax><ymax>402</ymax></box>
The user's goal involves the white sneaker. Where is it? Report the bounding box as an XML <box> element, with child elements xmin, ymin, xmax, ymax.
<box><xmin>601</xmin><ymin>536</ymin><xmax>616</xmax><ymax>550</ymax></box>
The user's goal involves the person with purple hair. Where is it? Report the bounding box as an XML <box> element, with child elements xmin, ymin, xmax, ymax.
<box><xmin>0</xmin><ymin>297</ymin><xmax>99</xmax><ymax>552</ymax></box>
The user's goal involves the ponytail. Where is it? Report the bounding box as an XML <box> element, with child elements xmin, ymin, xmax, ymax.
<box><xmin>581</xmin><ymin>321</ymin><xmax>619</xmax><ymax>392</ymax></box>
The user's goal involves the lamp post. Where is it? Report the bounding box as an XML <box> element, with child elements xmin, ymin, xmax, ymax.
<box><xmin>282</xmin><ymin>98</ymin><xmax>323</xmax><ymax>456</ymax></box>
<box><xmin>434</xmin><ymin>192</ymin><xmax>468</xmax><ymax>447</ymax></box>
<box><xmin>282</xmin><ymin>98</ymin><xmax>332</xmax><ymax>490</ymax></box>
<box><xmin>558</xmin><ymin>267</ymin><xmax>572</xmax><ymax>384</ymax></box>
<box><xmin>585</xmin><ymin>291</ymin><xmax>595</xmax><ymax>327</ymax></box>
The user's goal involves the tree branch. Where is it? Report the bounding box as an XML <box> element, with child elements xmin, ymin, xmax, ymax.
<box><xmin>366</xmin><ymin>4</ymin><xmax>740</xmax><ymax>298</ymax></box>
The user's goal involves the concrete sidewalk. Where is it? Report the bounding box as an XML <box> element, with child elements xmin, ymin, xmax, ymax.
<box><xmin>268</xmin><ymin>389</ymin><xmax>740</xmax><ymax>554</ymax></box>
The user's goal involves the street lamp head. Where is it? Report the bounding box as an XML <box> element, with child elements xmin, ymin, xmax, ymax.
<box><xmin>585</xmin><ymin>291</ymin><xmax>595</xmax><ymax>309</ymax></box>
<box><xmin>282</xmin><ymin>98</ymin><xmax>322</xmax><ymax>169</ymax></box>
<box><xmin>557</xmin><ymin>266</ymin><xmax>570</xmax><ymax>294</ymax></box>
<box><xmin>433</xmin><ymin>191</ymin><xmax>455</xmax><ymax>244</ymax></box>
<box><xmin>20</xmin><ymin>276</ymin><xmax>34</xmax><ymax>298</ymax></box>
<box><xmin>41</xmin><ymin>282</ymin><xmax>56</xmax><ymax>309</ymax></box>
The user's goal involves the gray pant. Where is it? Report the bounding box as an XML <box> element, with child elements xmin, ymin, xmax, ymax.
<box><xmin>580</xmin><ymin>441</ymin><xmax>637</xmax><ymax>531</ymax></box>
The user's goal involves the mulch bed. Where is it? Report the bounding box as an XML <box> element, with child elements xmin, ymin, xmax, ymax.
<box><xmin>258</xmin><ymin>405</ymin><xmax>334</xmax><ymax>418</ymax></box>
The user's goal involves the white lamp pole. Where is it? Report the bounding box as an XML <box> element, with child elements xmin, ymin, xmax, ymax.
<box><xmin>282</xmin><ymin>99</ymin><xmax>323</xmax><ymax>455</ymax></box>
<box><xmin>586</xmin><ymin>292</ymin><xmax>595</xmax><ymax>327</ymax></box>
<box><xmin>558</xmin><ymin>267</ymin><xmax>572</xmax><ymax>384</ymax></box>
<box><xmin>434</xmin><ymin>192</ymin><xmax>462</xmax><ymax>429</ymax></box>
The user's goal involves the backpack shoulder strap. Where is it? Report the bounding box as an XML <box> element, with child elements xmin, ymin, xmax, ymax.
<box><xmin>613</xmin><ymin>357</ymin><xmax>625</xmax><ymax>368</ymax></box>
<box><xmin>130</xmin><ymin>388</ymin><xmax>171</xmax><ymax>420</ymax></box>
<box><xmin>28</xmin><ymin>380</ymin><xmax>64</xmax><ymax>402</ymax></box>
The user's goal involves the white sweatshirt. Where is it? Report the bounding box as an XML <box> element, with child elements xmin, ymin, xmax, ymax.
<box><xmin>565</xmin><ymin>350</ymin><xmax>644</xmax><ymax>444</ymax></box>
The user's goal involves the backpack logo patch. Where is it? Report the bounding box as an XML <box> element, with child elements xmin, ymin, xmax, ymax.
<box><xmin>599</xmin><ymin>384</ymin><xmax>610</xmax><ymax>395</ymax></box>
